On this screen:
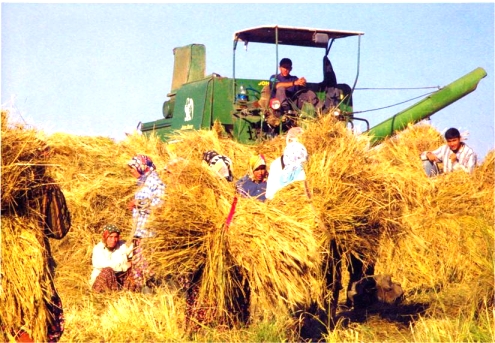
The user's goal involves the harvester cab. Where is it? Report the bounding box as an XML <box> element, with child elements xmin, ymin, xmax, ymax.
<box><xmin>232</xmin><ymin>25</ymin><xmax>366</xmax><ymax>136</ymax></box>
<box><xmin>140</xmin><ymin>25</ymin><xmax>365</xmax><ymax>144</ymax></box>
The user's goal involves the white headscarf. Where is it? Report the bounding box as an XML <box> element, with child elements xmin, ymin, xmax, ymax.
<box><xmin>265</xmin><ymin>141</ymin><xmax>308</xmax><ymax>200</ymax></box>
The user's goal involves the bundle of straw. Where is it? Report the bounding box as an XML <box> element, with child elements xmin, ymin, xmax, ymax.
<box><xmin>1</xmin><ymin>111</ymin><xmax>63</xmax><ymax>342</ymax></box>
<box><xmin>1</xmin><ymin>217</ymin><xmax>55</xmax><ymax>342</ymax></box>
<box><xmin>144</xmin><ymin>128</ymin><xmax>325</xmax><ymax>324</ymax></box>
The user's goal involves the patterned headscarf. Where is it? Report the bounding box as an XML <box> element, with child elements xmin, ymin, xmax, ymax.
<box><xmin>248</xmin><ymin>154</ymin><xmax>267</xmax><ymax>181</ymax></box>
<box><xmin>102</xmin><ymin>224</ymin><xmax>121</xmax><ymax>242</ymax></box>
<box><xmin>202</xmin><ymin>150</ymin><xmax>234</xmax><ymax>182</ymax></box>
<box><xmin>128</xmin><ymin>155</ymin><xmax>156</xmax><ymax>176</ymax></box>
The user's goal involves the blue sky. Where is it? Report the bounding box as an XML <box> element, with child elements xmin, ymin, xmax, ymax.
<box><xmin>2</xmin><ymin>3</ymin><xmax>494</xmax><ymax>161</ymax></box>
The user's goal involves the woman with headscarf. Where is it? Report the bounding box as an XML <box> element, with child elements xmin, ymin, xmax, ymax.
<box><xmin>236</xmin><ymin>154</ymin><xmax>269</xmax><ymax>202</ymax></box>
<box><xmin>265</xmin><ymin>141</ymin><xmax>309</xmax><ymax>200</ymax></box>
<box><xmin>90</xmin><ymin>224</ymin><xmax>135</xmax><ymax>292</ymax></box>
<box><xmin>127</xmin><ymin>154</ymin><xmax>166</xmax><ymax>292</ymax></box>
<box><xmin>202</xmin><ymin>150</ymin><xmax>234</xmax><ymax>182</ymax></box>
<box><xmin>127</xmin><ymin>154</ymin><xmax>166</xmax><ymax>238</ymax></box>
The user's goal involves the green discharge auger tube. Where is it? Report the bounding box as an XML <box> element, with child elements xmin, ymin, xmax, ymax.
<box><xmin>366</xmin><ymin>67</ymin><xmax>487</xmax><ymax>147</ymax></box>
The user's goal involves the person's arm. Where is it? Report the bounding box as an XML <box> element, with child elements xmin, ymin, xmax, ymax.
<box><xmin>91</xmin><ymin>244</ymin><xmax>107</xmax><ymax>269</ymax></box>
<box><xmin>465</xmin><ymin>152</ymin><xmax>477</xmax><ymax>173</ymax></box>
<box><xmin>135</xmin><ymin>175</ymin><xmax>165</xmax><ymax>214</ymax></box>
<box><xmin>236</xmin><ymin>177</ymin><xmax>249</xmax><ymax>198</ymax></box>
<box><xmin>421</xmin><ymin>145</ymin><xmax>446</xmax><ymax>162</ymax></box>
<box><xmin>150</xmin><ymin>180</ymin><xmax>165</xmax><ymax>208</ymax></box>
<box><xmin>275</xmin><ymin>77</ymin><xmax>306</xmax><ymax>89</ymax></box>
<box><xmin>265</xmin><ymin>158</ymin><xmax>281</xmax><ymax>200</ymax></box>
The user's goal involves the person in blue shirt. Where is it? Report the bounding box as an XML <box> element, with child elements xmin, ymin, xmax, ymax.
<box><xmin>269</xmin><ymin>58</ymin><xmax>320</xmax><ymax>113</ymax></box>
<box><xmin>236</xmin><ymin>154</ymin><xmax>269</xmax><ymax>202</ymax></box>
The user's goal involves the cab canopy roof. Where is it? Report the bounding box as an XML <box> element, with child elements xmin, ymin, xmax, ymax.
<box><xmin>234</xmin><ymin>25</ymin><xmax>364</xmax><ymax>49</ymax></box>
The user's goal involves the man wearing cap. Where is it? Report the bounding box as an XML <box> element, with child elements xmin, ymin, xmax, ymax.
<box><xmin>269</xmin><ymin>58</ymin><xmax>309</xmax><ymax>112</ymax></box>
<box><xmin>420</xmin><ymin>127</ymin><xmax>477</xmax><ymax>177</ymax></box>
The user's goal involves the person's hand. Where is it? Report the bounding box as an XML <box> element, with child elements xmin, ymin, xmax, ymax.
<box><xmin>426</xmin><ymin>152</ymin><xmax>439</xmax><ymax>162</ymax></box>
<box><xmin>449</xmin><ymin>152</ymin><xmax>457</xmax><ymax>164</ymax></box>
<box><xmin>127</xmin><ymin>199</ymin><xmax>136</xmax><ymax>211</ymax></box>
<box><xmin>295</xmin><ymin>77</ymin><xmax>306</xmax><ymax>87</ymax></box>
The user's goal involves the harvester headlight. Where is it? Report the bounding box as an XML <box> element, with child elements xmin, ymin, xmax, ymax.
<box><xmin>269</xmin><ymin>98</ymin><xmax>281</xmax><ymax>110</ymax></box>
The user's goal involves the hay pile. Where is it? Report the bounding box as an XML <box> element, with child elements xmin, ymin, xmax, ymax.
<box><xmin>370</xmin><ymin>123</ymin><xmax>494</xmax><ymax>312</ymax></box>
<box><xmin>2</xmin><ymin>108</ymin><xmax>493</xmax><ymax>340</ymax></box>
<box><xmin>1</xmin><ymin>111</ymin><xmax>61</xmax><ymax>342</ymax></box>
<box><xmin>146</xmin><ymin>133</ymin><xmax>322</xmax><ymax>321</ymax></box>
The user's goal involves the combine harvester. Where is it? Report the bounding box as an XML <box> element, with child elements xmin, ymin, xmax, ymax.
<box><xmin>140</xmin><ymin>25</ymin><xmax>486</xmax><ymax>145</ymax></box>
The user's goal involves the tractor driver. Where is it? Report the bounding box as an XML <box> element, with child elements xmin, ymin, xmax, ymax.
<box><xmin>269</xmin><ymin>58</ymin><xmax>319</xmax><ymax>114</ymax></box>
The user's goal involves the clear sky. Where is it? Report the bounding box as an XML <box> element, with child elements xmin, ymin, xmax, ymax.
<box><xmin>2</xmin><ymin>2</ymin><xmax>494</xmax><ymax>161</ymax></box>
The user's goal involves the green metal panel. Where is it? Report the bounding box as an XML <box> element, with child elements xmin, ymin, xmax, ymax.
<box><xmin>142</xmin><ymin>76</ymin><xmax>212</xmax><ymax>140</ymax></box>
<box><xmin>170</xmin><ymin>44</ymin><xmax>206</xmax><ymax>94</ymax></box>
<box><xmin>231</xmin><ymin>78</ymin><xmax>269</xmax><ymax>144</ymax></box>
<box><xmin>140</xmin><ymin>118</ymin><xmax>173</xmax><ymax>141</ymax></box>
<box><xmin>203</xmin><ymin>77</ymin><xmax>235</xmax><ymax>128</ymax></box>
<box><xmin>171</xmin><ymin>77</ymin><xmax>212</xmax><ymax>131</ymax></box>
<box><xmin>367</xmin><ymin>67</ymin><xmax>487</xmax><ymax>146</ymax></box>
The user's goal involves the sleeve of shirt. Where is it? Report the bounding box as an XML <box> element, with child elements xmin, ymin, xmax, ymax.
<box><xmin>265</xmin><ymin>159</ymin><xmax>281</xmax><ymax>200</ymax></box>
<box><xmin>150</xmin><ymin>176</ymin><xmax>166</xmax><ymax>207</ymax></box>
<box><xmin>421</xmin><ymin>145</ymin><xmax>446</xmax><ymax>162</ymax></box>
<box><xmin>236</xmin><ymin>176</ymin><xmax>250</xmax><ymax>198</ymax></box>
<box><xmin>466</xmin><ymin>150</ymin><xmax>477</xmax><ymax>173</ymax></box>
<box><xmin>269</xmin><ymin>74</ymin><xmax>278</xmax><ymax>94</ymax></box>
<box><xmin>454</xmin><ymin>148</ymin><xmax>477</xmax><ymax>173</ymax></box>
<box><xmin>92</xmin><ymin>244</ymin><xmax>106</xmax><ymax>269</ymax></box>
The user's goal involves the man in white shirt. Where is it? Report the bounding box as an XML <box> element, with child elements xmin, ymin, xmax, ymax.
<box><xmin>420</xmin><ymin>127</ymin><xmax>477</xmax><ymax>177</ymax></box>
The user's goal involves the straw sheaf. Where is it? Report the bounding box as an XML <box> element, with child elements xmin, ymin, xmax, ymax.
<box><xmin>228</xmin><ymin>186</ymin><xmax>323</xmax><ymax>311</ymax></box>
<box><xmin>1</xmin><ymin>115</ymin><xmax>50</xmax><ymax>217</ymax></box>
<box><xmin>145</xmin><ymin>132</ymin><xmax>324</xmax><ymax>317</ymax></box>
<box><xmin>4</xmin><ymin>105</ymin><xmax>494</xmax><ymax>338</ymax></box>
<box><xmin>164</xmin><ymin>128</ymin><xmax>255</xmax><ymax>177</ymax></box>
<box><xmin>371</xmin><ymin>125</ymin><xmax>493</xmax><ymax>299</ymax></box>
<box><xmin>300</xmin><ymin>116</ymin><xmax>387</xmax><ymax>261</ymax></box>
<box><xmin>1</xmin><ymin>217</ymin><xmax>52</xmax><ymax>342</ymax></box>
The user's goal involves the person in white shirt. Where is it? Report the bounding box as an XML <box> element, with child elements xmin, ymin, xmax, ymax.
<box><xmin>90</xmin><ymin>224</ymin><xmax>134</xmax><ymax>292</ymax></box>
<box><xmin>420</xmin><ymin>127</ymin><xmax>477</xmax><ymax>177</ymax></box>
<box><xmin>265</xmin><ymin>139</ymin><xmax>308</xmax><ymax>200</ymax></box>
